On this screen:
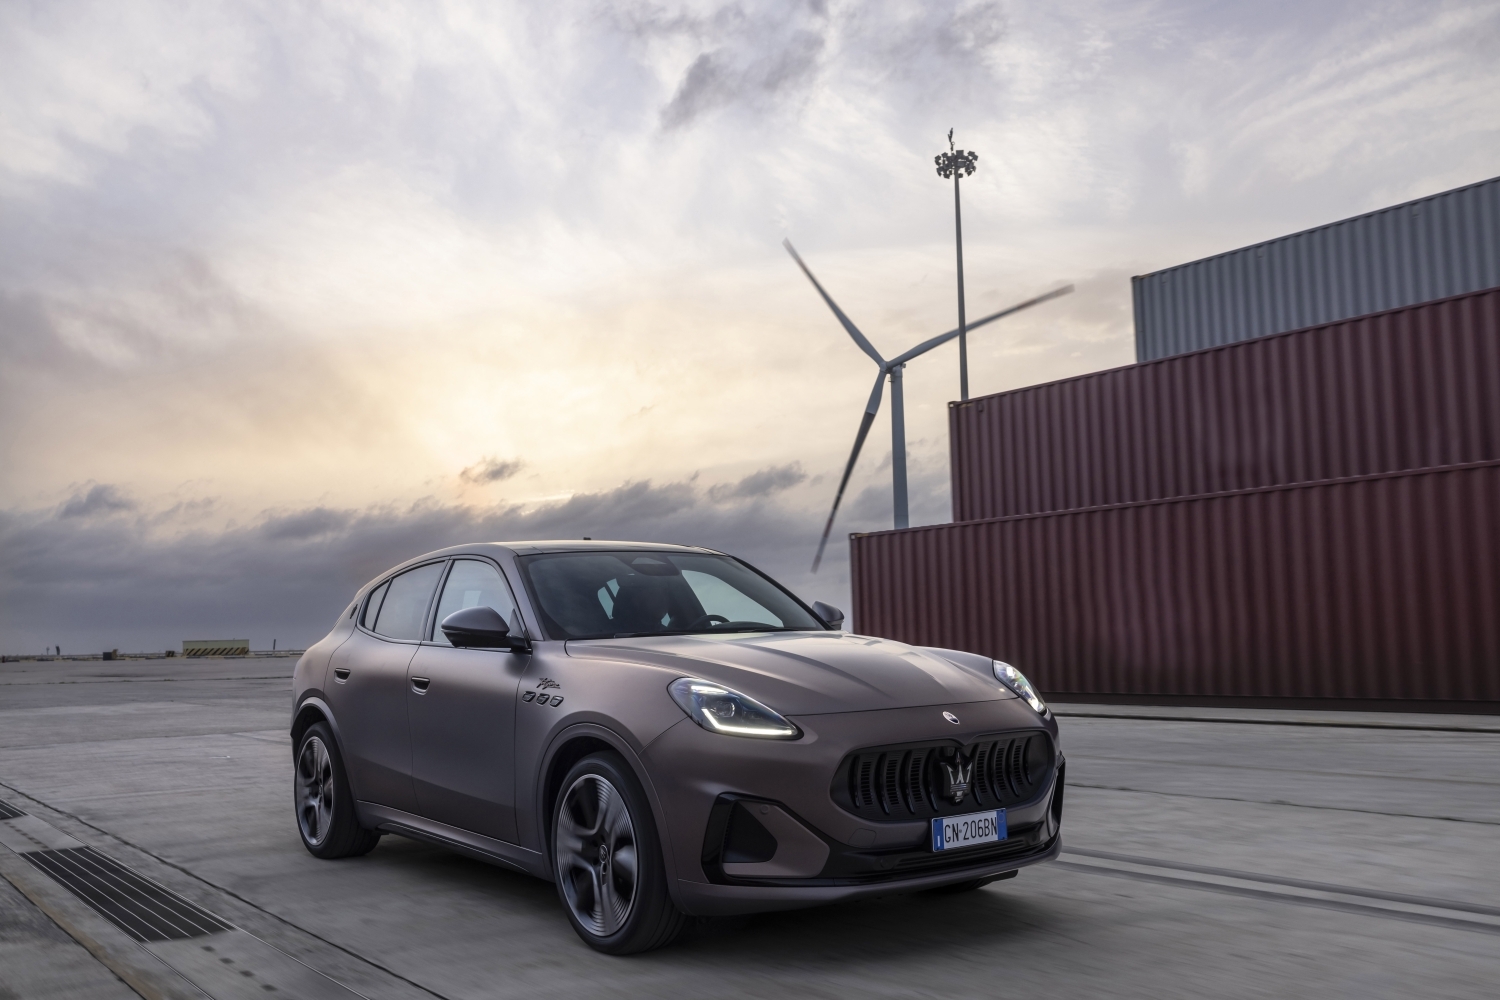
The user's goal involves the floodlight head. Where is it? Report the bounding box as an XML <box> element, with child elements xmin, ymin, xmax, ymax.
<box><xmin>935</xmin><ymin>148</ymin><xmax>979</xmax><ymax>180</ymax></box>
<box><xmin>935</xmin><ymin>128</ymin><xmax>978</xmax><ymax>179</ymax></box>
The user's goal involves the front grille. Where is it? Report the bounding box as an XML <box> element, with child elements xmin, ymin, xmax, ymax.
<box><xmin>835</xmin><ymin>731</ymin><xmax>1054</xmax><ymax>820</ymax></box>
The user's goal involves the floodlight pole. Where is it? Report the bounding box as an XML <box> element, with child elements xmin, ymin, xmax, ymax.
<box><xmin>889</xmin><ymin>363</ymin><xmax>909</xmax><ymax>529</ymax></box>
<box><xmin>935</xmin><ymin>129</ymin><xmax>979</xmax><ymax>401</ymax></box>
<box><xmin>953</xmin><ymin>171</ymin><xmax>968</xmax><ymax>401</ymax></box>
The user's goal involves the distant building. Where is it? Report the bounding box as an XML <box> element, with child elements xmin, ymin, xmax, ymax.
<box><xmin>182</xmin><ymin>639</ymin><xmax>250</xmax><ymax>656</ymax></box>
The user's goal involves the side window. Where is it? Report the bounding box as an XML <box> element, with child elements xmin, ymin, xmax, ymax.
<box><xmin>371</xmin><ymin>563</ymin><xmax>445</xmax><ymax>640</ymax></box>
<box><xmin>430</xmin><ymin>560</ymin><xmax>523</xmax><ymax>644</ymax></box>
<box><xmin>361</xmin><ymin>581</ymin><xmax>390</xmax><ymax>629</ymax></box>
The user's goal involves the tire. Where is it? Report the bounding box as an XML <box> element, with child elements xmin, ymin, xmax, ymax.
<box><xmin>551</xmin><ymin>752</ymin><xmax>685</xmax><ymax>954</ymax></box>
<box><xmin>294</xmin><ymin>721</ymin><xmax>381</xmax><ymax>859</ymax></box>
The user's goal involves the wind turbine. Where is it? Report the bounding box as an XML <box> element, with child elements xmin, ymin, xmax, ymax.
<box><xmin>782</xmin><ymin>239</ymin><xmax>1072</xmax><ymax>572</ymax></box>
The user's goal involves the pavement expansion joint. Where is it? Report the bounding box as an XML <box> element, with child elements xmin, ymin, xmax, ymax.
<box><xmin>1059</xmin><ymin>848</ymin><xmax>1500</xmax><ymax>934</ymax></box>
<box><xmin>1066</xmin><ymin>780</ymin><xmax>1500</xmax><ymax>826</ymax></box>
<box><xmin>0</xmin><ymin>797</ymin><xmax>368</xmax><ymax>999</ymax></box>
<box><xmin>1051</xmin><ymin>706</ymin><xmax>1500</xmax><ymax>733</ymax></box>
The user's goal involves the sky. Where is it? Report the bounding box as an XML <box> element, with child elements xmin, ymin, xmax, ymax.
<box><xmin>2</xmin><ymin>0</ymin><xmax>1499</xmax><ymax>654</ymax></box>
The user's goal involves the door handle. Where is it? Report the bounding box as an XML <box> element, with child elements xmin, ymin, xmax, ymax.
<box><xmin>411</xmin><ymin>676</ymin><xmax>430</xmax><ymax>694</ymax></box>
<box><xmin>333</xmin><ymin>668</ymin><xmax>350</xmax><ymax>682</ymax></box>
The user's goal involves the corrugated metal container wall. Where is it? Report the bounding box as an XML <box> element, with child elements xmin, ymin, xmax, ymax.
<box><xmin>952</xmin><ymin>287</ymin><xmax>1500</xmax><ymax>522</ymax></box>
<box><xmin>1132</xmin><ymin>175</ymin><xmax>1500</xmax><ymax>361</ymax></box>
<box><xmin>852</xmin><ymin>461</ymin><xmax>1500</xmax><ymax>702</ymax></box>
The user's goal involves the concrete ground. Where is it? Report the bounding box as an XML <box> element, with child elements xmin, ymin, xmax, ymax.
<box><xmin>1</xmin><ymin>656</ymin><xmax>1497</xmax><ymax>999</ymax></box>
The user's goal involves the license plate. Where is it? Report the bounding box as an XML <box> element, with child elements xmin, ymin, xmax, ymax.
<box><xmin>931</xmin><ymin>809</ymin><xmax>1007</xmax><ymax>851</ymax></box>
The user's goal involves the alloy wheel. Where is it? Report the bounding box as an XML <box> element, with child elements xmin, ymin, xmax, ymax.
<box><xmin>555</xmin><ymin>773</ymin><xmax>638</xmax><ymax>937</ymax></box>
<box><xmin>296</xmin><ymin>735</ymin><xmax>334</xmax><ymax>847</ymax></box>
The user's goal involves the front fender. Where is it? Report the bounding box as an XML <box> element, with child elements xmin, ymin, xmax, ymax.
<box><xmin>534</xmin><ymin>721</ymin><xmax>681</xmax><ymax>902</ymax></box>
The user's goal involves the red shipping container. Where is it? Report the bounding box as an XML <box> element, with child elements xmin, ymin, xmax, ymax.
<box><xmin>950</xmin><ymin>287</ymin><xmax>1500</xmax><ymax>522</ymax></box>
<box><xmin>852</xmin><ymin>461</ymin><xmax>1500</xmax><ymax>703</ymax></box>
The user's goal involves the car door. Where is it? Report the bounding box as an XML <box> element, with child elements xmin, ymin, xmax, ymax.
<box><xmin>326</xmin><ymin>561</ymin><xmax>445</xmax><ymax>814</ymax></box>
<box><xmin>407</xmin><ymin>558</ymin><xmax>528</xmax><ymax>843</ymax></box>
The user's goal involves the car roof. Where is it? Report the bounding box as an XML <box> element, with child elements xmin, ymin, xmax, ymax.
<box><xmin>437</xmin><ymin>539</ymin><xmax>722</xmax><ymax>557</ymax></box>
<box><xmin>356</xmin><ymin>540</ymin><xmax>727</xmax><ymax>595</ymax></box>
<box><xmin>507</xmin><ymin>539</ymin><xmax>721</xmax><ymax>555</ymax></box>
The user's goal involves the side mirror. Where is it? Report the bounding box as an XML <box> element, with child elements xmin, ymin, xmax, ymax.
<box><xmin>812</xmin><ymin>601</ymin><xmax>845</xmax><ymax>630</ymax></box>
<box><xmin>440</xmin><ymin>606</ymin><xmax>526</xmax><ymax>650</ymax></box>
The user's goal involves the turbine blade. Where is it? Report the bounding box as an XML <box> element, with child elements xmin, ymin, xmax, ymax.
<box><xmin>812</xmin><ymin>372</ymin><xmax>886</xmax><ymax>573</ymax></box>
<box><xmin>889</xmin><ymin>284</ymin><xmax>1075</xmax><ymax>367</ymax></box>
<box><xmin>783</xmin><ymin>239</ymin><xmax>886</xmax><ymax>366</ymax></box>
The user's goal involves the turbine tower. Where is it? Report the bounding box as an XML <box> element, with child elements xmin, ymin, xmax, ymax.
<box><xmin>782</xmin><ymin>240</ymin><xmax>1071</xmax><ymax>571</ymax></box>
<box><xmin>935</xmin><ymin>128</ymin><xmax>980</xmax><ymax>401</ymax></box>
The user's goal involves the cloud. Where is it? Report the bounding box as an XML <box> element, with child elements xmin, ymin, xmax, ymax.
<box><xmin>58</xmin><ymin>483</ymin><xmax>135</xmax><ymax>519</ymax></box>
<box><xmin>707</xmin><ymin>462</ymin><xmax>807</xmax><ymax>501</ymax></box>
<box><xmin>0</xmin><ymin>458</ymin><xmax>951</xmax><ymax>653</ymax></box>
<box><xmin>258</xmin><ymin>507</ymin><xmax>351</xmax><ymax>541</ymax></box>
<box><xmin>659</xmin><ymin>31</ymin><xmax>825</xmax><ymax>130</ymax></box>
<box><xmin>460</xmin><ymin>457</ymin><xmax>525</xmax><ymax>484</ymax></box>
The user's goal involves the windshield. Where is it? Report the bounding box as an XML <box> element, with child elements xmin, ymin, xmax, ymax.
<box><xmin>517</xmin><ymin>551</ymin><xmax>825</xmax><ymax>640</ymax></box>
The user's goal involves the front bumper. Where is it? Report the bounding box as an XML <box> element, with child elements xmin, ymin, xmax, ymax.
<box><xmin>643</xmin><ymin>696</ymin><xmax>1064</xmax><ymax>916</ymax></box>
<box><xmin>674</xmin><ymin>834</ymin><xmax>1061</xmax><ymax>916</ymax></box>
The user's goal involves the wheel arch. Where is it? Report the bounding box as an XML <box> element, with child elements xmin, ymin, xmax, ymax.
<box><xmin>291</xmin><ymin>696</ymin><xmax>345</xmax><ymax>758</ymax></box>
<box><xmin>536</xmin><ymin>724</ymin><xmax>680</xmax><ymax>899</ymax></box>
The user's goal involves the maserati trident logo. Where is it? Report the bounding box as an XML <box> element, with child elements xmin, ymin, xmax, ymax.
<box><xmin>941</xmin><ymin>754</ymin><xmax>974</xmax><ymax>804</ymax></box>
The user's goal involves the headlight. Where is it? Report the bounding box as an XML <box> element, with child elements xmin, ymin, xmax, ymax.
<box><xmin>668</xmin><ymin>678</ymin><xmax>801</xmax><ymax>739</ymax></box>
<box><xmin>993</xmin><ymin>660</ymin><xmax>1047</xmax><ymax>715</ymax></box>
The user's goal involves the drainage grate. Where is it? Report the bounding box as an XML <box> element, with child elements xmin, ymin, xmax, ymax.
<box><xmin>0</xmin><ymin>799</ymin><xmax>25</xmax><ymax>820</ymax></box>
<box><xmin>23</xmin><ymin>847</ymin><xmax>233</xmax><ymax>942</ymax></box>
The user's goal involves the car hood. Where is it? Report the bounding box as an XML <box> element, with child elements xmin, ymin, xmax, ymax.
<box><xmin>565</xmin><ymin>631</ymin><xmax>1013</xmax><ymax>715</ymax></box>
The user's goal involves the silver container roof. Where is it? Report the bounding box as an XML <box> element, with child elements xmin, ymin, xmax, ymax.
<box><xmin>1132</xmin><ymin>175</ymin><xmax>1500</xmax><ymax>361</ymax></box>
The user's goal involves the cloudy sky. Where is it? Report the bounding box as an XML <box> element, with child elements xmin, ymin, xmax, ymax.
<box><xmin>3</xmin><ymin>0</ymin><xmax>1498</xmax><ymax>653</ymax></box>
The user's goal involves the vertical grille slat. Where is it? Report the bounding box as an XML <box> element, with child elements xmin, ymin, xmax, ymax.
<box><xmin>986</xmin><ymin>740</ymin><xmax>1006</xmax><ymax>801</ymax></box>
<box><xmin>852</xmin><ymin>754</ymin><xmax>876</xmax><ymax>808</ymax></box>
<box><xmin>879</xmin><ymin>753</ymin><xmax>900</xmax><ymax>815</ymax></box>
<box><xmin>903</xmin><ymin>750</ymin><xmax>925</xmax><ymax>814</ymax></box>
<box><xmin>971</xmin><ymin>743</ymin><xmax>991</xmax><ymax>804</ymax></box>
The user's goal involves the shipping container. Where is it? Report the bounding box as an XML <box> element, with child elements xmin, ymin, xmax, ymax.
<box><xmin>1133</xmin><ymin>175</ymin><xmax>1500</xmax><ymax>361</ymax></box>
<box><xmin>951</xmin><ymin>287</ymin><xmax>1500</xmax><ymax>522</ymax></box>
<box><xmin>853</xmin><ymin>461</ymin><xmax>1500</xmax><ymax>703</ymax></box>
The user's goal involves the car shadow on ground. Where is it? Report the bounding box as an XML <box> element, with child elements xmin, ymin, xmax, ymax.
<box><xmin>361</xmin><ymin>834</ymin><xmax>1056</xmax><ymax>962</ymax></box>
<box><xmin>674</xmin><ymin>885</ymin><xmax>1055</xmax><ymax>960</ymax></box>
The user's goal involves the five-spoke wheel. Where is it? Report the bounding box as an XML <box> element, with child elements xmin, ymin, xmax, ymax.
<box><xmin>296</xmin><ymin>734</ymin><xmax>335</xmax><ymax>848</ymax></box>
<box><xmin>556</xmin><ymin>773</ymin><xmax>638</xmax><ymax>937</ymax></box>
<box><xmin>551</xmin><ymin>753</ymin><xmax>684</xmax><ymax>953</ymax></box>
<box><xmin>292</xmin><ymin>721</ymin><xmax>380</xmax><ymax>859</ymax></box>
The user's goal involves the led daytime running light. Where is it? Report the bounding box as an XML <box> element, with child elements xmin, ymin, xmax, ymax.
<box><xmin>668</xmin><ymin>678</ymin><xmax>800</xmax><ymax>740</ymax></box>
